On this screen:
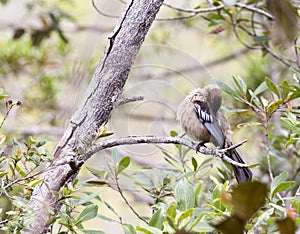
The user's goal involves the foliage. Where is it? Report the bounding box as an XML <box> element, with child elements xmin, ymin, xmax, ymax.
<box><xmin>2</xmin><ymin>75</ymin><xmax>300</xmax><ymax>233</ymax></box>
<box><xmin>0</xmin><ymin>0</ymin><xmax>300</xmax><ymax>233</ymax></box>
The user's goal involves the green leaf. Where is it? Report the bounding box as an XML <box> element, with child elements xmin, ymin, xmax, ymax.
<box><xmin>170</xmin><ymin>130</ymin><xmax>178</xmax><ymax>137</ymax></box>
<box><xmin>280</xmin><ymin>117</ymin><xmax>296</xmax><ymax>132</ymax></box>
<box><xmin>0</xmin><ymin>88</ymin><xmax>8</xmax><ymax>100</ymax></box>
<box><xmin>123</xmin><ymin>224</ymin><xmax>137</xmax><ymax>234</ymax></box>
<box><xmin>191</xmin><ymin>220</ymin><xmax>214</xmax><ymax>233</ymax></box>
<box><xmin>76</xmin><ymin>192</ymin><xmax>101</xmax><ymax>206</ymax></box>
<box><xmin>233</xmin><ymin>76</ymin><xmax>247</xmax><ymax>95</ymax></box>
<box><xmin>265</xmin><ymin>77</ymin><xmax>280</xmax><ymax>98</ymax></box>
<box><xmin>270</xmin><ymin>172</ymin><xmax>288</xmax><ymax>197</ymax></box>
<box><xmin>103</xmin><ymin>201</ymin><xmax>118</xmax><ymax>216</ymax></box>
<box><xmin>285</xmin><ymin>137</ymin><xmax>299</xmax><ymax>147</ymax></box>
<box><xmin>112</xmin><ymin>148</ymin><xmax>120</xmax><ymax>163</ymax></box>
<box><xmin>270</xmin><ymin>203</ymin><xmax>287</xmax><ymax>213</ymax></box>
<box><xmin>212</xmin><ymin>183</ymin><xmax>225</xmax><ymax>211</ymax></box>
<box><xmin>272</xmin><ymin>181</ymin><xmax>295</xmax><ymax>197</ymax></box>
<box><xmin>175</xmin><ymin>178</ymin><xmax>195</xmax><ymax>211</ymax></box>
<box><xmin>198</xmin><ymin>157</ymin><xmax>213</xmax><ymax>170</ymax></box>
<box><xmin>252</xmin><ymin>81</ymin><xmax>268</xmax><ymax>97</ymax></box>
<box><xmin>280</xmin><ymin>112</ymin><xmax>300</xmax><ymax>135</ymax></box>
<box><xmin>194</xmin><ymin>183</ymin><xmax>202</xmax><ymax>205</ymax></box>
<box><xmin>0</xmin><ymin>172</ymin><xmax>8</xmax><ymax>178</ymax></box>
<box><xmin>79</xmin><ymin>229</ymin><xmax>105</xmax><ymax>234</ymax></box>
<box><xmin>280</xmin><ymin>80</ymin><xmax>293</xmax><ymax>99</ymax></box>
<box><xmin>277</xmin><ymin>217</ymin><xmax>296</xmax><ymax>234</ymax></box>
<box><xmin>267</xmin><ymin>99</ymin><xmax>283</xmax><ymax>114</ymax></box>
<box><xmin>28</xmin><ymin>179</ymin><xmax>44</xmax><ymax>187</ymax></box>
<box><xmin>15</xmin><ymin>164</ymin><xmax>26</xmax><ymax>177</ymax></box>
<box><xmin>99</xmin><ymin>132</ymin><xmax>113</xmax><ymax>138</ymax></box>
<box><xmin>251</xmin><ymin>208</ymin><xmax>274</xmax><ymax>231</ymax></box>
<box><xmin>27</xmin><ymin>136</ymin><xmax>37</xmax><ymax>145</ymax></box>
<box><xmin>249</xmin><ymin>89</ymin><xmax>263</xmax><ymax>109</ymax></box>
<box><xmin>149</xmin><ymin>208</ymin><xmax>164</xmax><ymax>230</ymax></box>
<box><xmin>253</xmin><ymin>35</ymin><xmax>269</xmax><ymax>44</ymax></box>
<box><xmin>117</xmin><ymin>156</ymin><xmax>130</xmax><ymax>174</ymax></box>
<box><xmin>136</xmin><ymin>225</ymin><xmax>162</xmax><ymax>234</ymax></box>
<box><xmin>216</xmin><ymin>80</ymin><xmax>241</xmax><ymax>101</ymax></box>
<box><xmin>232</xmin><ymin>181</ymin><xmax>268</xmax><ymax>221</ymax></box>
<box><xmin>97</xmin><ymin>214</ymin><xmax>115</xmax><ymax>222</ymax></box>
<box><xmin>191</xmin><ymin>157</ymin><xmax>198</xmax><ymax>171</ymax></box>
<box><xmin>164</xmin><ymin>203</ymin><xmax>177</xmax><ymax>225</ymax></box>
<box><xmin>75</xmin><ymin>204</ymin><xmax>98</xmax><ymax>225</ymax></box>
<box><xmin>86</xmin><ymin>166</ymin><xmax>107</xmax><ymax>179</ymax></box>
<box><xmin>177</xmin><ymin>208</ymin><xmax>194</xmax><ymax>229</ymax></box>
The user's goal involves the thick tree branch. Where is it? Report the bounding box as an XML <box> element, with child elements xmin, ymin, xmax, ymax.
<box><xmin>22</xmin><ymin>0</ymin><xmax>165</xmax><ymax>233</ymax></box>
<box><xmin>79</xmin><ymin>136</ymin><xmax>249</xmax><ymax>168</ymax></box>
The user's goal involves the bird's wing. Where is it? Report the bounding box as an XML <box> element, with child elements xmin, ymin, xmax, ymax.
<box><xmin>194</xmin><ymin>101</ymin><xmax>225</xmax><ymax>147</ymax></box>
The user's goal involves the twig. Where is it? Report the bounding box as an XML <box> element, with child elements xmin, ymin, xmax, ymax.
<box><xmin>0</xmin><ymin>101</ymin><xmax>16</xmax><ymax>129</ymax></box>
<box><xmin>263</xmin><ymin>123</ymin><xmax>274</xmax><ymax>181</ymax></box>
<box><xmin>220</xmin><ymin>139</ymin><xmax>247</xmax><ymax>152</ymax></box>
<box><xmin>91</xmin><ymin>0</ymin><xmax>119</xmax><ymax>18</ymax></box>
<box><xmin>235</xmin><ymin>3</ymin><xmax>274</xmax><ymax>20</ymax></box>
<box><xmin>162</xmin><ymin>2</ymin><xmax>273</xmax><ymax>19</ymax></box>
<box><xmin>163</xmin><ymin>2</ymin><xmax>224</xmax><ymax>13</ymax></box>
<box><xmin>3</xmin><ymin>169</ymin><xmax>47</xmax><ymax>190</ymax></box>
<box><xmin>263</xmin><ymin>46</ymin><xmax>300</xmax><ymax>72</ymax></box>
<box><xmin>80</xmin><ymin>136</ymin><xmax>249</xmax><ymax>168</ymax></box>
<box><xmin>140</xmin><ymin>48</ymin><xmax>250</xmax><ymax>80</ymax></box>
<box><xmin>115</xmin><ymin>177</ymin><xmax>147</xmax><ymax>223</ymax></box>
<box><xmin>157</xmin><ymin>4</ymin><xmax>223</xmax><ymax>21</ymax></box>
<box><xmin>156</xmin><ymin>13</ymin><xmax>198</xmax><ymax>21</ymax></box>
<box><xmin>116</xmin><ymin>96</ymin><xmax>144</xmax><ymax>107</ymax></box>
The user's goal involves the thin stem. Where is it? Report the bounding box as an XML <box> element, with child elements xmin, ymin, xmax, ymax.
<box><xmin>0</xmin><ymin>103</ymin><xmax>13</xmax><ymax>129</ymax></box>
<box><xmin>162</xmin><ymin>2</ymin><xmax>273</xmax><ymax>19</ymax></box>
<box><xmin>235</xmin><ymin>3</ymin><xmax>274</xmax><ymax>20</ymax></box>
<box><xmin>115</xmin><ymin>177</ymin><xmax>147</xmax><ymax>223</ymax></box>
<box><xmin>263</xmin><ymin>122</ymin><xmax>274</xmax><ymax>180</ymax></box>
<box><xmin>91</xmin><ymin>0</ymin><xmax>119</xmax><ymax>18</ymax></box>
<box><xmin>263</xmin><ymin>46</ymin><xmax>300</xmax><ymax>72</ymax></box>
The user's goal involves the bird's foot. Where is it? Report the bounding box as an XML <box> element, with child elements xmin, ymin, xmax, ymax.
<box><xmin>196</xmin><ymin>142</ymin><xmax>207</xmax><ymax>153</ymax></box>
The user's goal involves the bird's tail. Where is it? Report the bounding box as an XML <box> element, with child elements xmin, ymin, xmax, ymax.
<box><xmin>228</xmin><ymin>149</ymin><xmax>252</xmax><ymax>184</ymax></box>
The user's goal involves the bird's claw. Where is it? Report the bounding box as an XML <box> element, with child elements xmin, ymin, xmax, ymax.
<box><xmin>196</xmin><ymin>142</ymin><xmax>207</xmax><ymax>153</ymax></box>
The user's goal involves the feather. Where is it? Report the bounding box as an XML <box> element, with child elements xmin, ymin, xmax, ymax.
<box><xmin>194</xmin><ymin>102</ymin><xmax>225</xmax><ymax>147</ymax></box>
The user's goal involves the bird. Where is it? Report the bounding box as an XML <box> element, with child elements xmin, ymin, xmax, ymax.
<box><xmin>177</xmin><ymin>84</ymin><xmax>252</xmax><ymax>183</ymax></box>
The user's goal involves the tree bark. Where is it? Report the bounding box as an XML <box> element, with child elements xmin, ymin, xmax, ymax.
<box><xmin>22</xmin><ymin>0</ymin><xmax>164</xmax><ymax>233</ymax></box>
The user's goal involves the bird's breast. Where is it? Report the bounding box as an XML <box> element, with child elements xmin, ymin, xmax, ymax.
<box><xmin>179</xmin><ymin>102</ymin><xmax>211</xmax><ymax>142</ymax></box>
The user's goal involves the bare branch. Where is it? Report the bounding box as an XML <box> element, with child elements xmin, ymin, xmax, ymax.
<box><xmin>219</xmin><ymin>139</ymin><xmax>248</xmax><ymax>152</ymax></box>
<box><xmin>115</xmin><ymin>178</ymin><xmax>147</xmax><ymax>223</ymax></box>
<box><xmin>80</xmin><ymin>135</ymin><xmax>249</xmax><ymax>168</ymax></box>
<box><xmin>163</xmin><ymin>2</ymin><xmax>225</xmax><ymax>13</ymax></box>
<box><xmin>235</xmin><ymin>3</ymin><xmax>274</xmax><ymax>20</ymax></box>
<box><xmin>157</xmin><ymin>3</ymin><xmax>224</xmax><ymax>21</ymax></box>
<box><xmin>116</xmin><ymin>96</ymin><xmax>144</xmax><ymax>107</ymax></box>
<box><xmin>92</xmin><ymin>0</ymin><xmax>119</xmax><ymax>18</ymax></box>
<box><xmin>263</xmin><ymin>46</ymin><xmax>300</xmax><ymax>72</ymax></box>
<box><xmin>140</xmin><ymin>48</ymin><xmax>250</xmax><ymax>80</ymax></box>
<box><xmin>162</xmin><ymin>2</ymin><xmax>273</xmax><ymax>19</ymax></box>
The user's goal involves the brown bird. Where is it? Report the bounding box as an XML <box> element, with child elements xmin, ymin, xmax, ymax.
<box><xmin>177</xmin><ymin>84</ymin><xmax>252</xmax><ymax>183</ymax></box>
